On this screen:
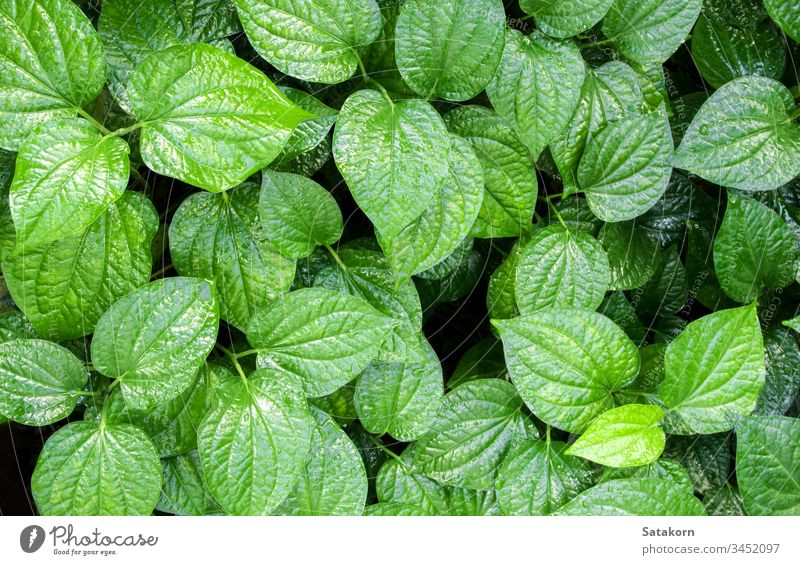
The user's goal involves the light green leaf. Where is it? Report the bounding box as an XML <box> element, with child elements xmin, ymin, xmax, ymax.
<box><xmin>354</xmin><ymin>339</ymin><xmax>443</xmax><ymax>441</ymax></box>
<box><xmin>379</xmin><ymin>133</ymin><xmax>483</xmax><ymax>282</ymax></box>
<box><xmin>550</xmin><ymin>61</ymin><xmax>644</xmax><ymax>193</ymax></box>
<box><xmin>248</xmin><ymin>287</ymin><xmax>395</xmax><ymax>397</ymax></box>
<box><xmin>412</xmin><ymin>379</ymin><xmax>525</xmax><ymax>490</ymax></box>
<box><xmin>496</xmin><ymin>439</ymin><xmax>595</xmax><ymax>515</ymax></box>
<box><xmin>691</xmin><ymin>13</ymin><xmax>785</xmax><ymax>90</ymax></box>
<box><xmin>444</xmin><ymin>106</ymin><xmax>537</xmax><ymax>237</ymax></box>
<box><xmin>673</xmin><ymin>76</ymin><xmax>800</xmax><ymax>191</ymax></box>
<box><xmin>736</xmin><ymin>415</ymin><xmax>800</xmax><ymax>515</ymax></box>
<box><xmin>713</xmin><ymin>193</ymin><xmax>799</xmax><ymax>303</ymax></box>
<box><xmin>446</xmin><ymin>487</ymin><xmax>502</xmax><ymax>516</ymax></box>
<box><xmin>566</xmin><ymin>404</ymin><xmax>665</xmax><ymax>467</ymax></box>
<box><xmin>197</xmin><ymin>368</ymin><xmax>313</xmax><ymax>515</ymax></box>
<box><xmin>333</xmin><ymin>89</ymin><xmax>449</xmax><ymax>240</ymax></box>
<box><xmin>520</xmin><ymin>0</ymin><xmax>614</xmax><ymax>38</ymax></box>
<box><xmin>486</xmin><ymin>29</ymin><xmax>585</xmax><ymax>159</ymax></box>
<box><xmin>495</xmin><ymin>308</ymin><xmax>640</xmax><ymax>433</ymax></box>
<box><xmin>277</xmin><ymin>407</ymin><xmax>367</xmax><ymax>515</ymax></box>
<box><xmin>98</xmin><ymin>0</ymin><xmax>240</xmax><ymax>110</ymax></box>
<box><xmin>169</xmin><ymin>183</ymin><xmax>295</xmax><ymax>330</ymax></box>
<box><xmin>395</xmin><ymin>0</ymin><xmax>505</xmax><ymax>101</ymax></box>
<box><xmin>91</xmin><ymin>277</ymin><xmax>220</xmax><ymax>411</ymax></box>
<box><xmin>363</xmin><ymin>502</ymin><xmax>428</xmax><ymax>516</ymax></box>
<box><xmin>158</xmin><ymin>451</ymin><xmax>220</xmax><ymax>516</ymax></box>
<box><xmin>598</xmin><ymin>220</ymin><xmax>661</xmax><ymax>290</ymax></box>
<box><xmin>233</xmin><ymin>0</ymin><xmax>382</xmax><ymax>83</ymax></box>
<box><xmin>273</xmin><ymin>87</ymin><xmax>338</xmax><ymax>164</ymax></box>
<box><xmin>578</xmin><ymin>112</ymin><xmax>673</xmax><ymax>222</ymax></box>
<box><xmin>0</xmin><ymin>339</ymin><xmax>87</xmax><ymax>426</ymax></box>
<box><xmin>4</xmin><ymin>192</ymin><xmax>157</xmax><ymax>340</ymax></box>
<box><xmin>765</xmin><ymin>0</ymin><xmax>800</xmax><ymax>42</ymax></box>
<box><xmin>313</xmin><ymin>248</ymin><xmax>426</xmax><ymax>364</ymax></box>
<box><xmin>32</xmin><ymin>421</ymin><xmax>161</xmax><ymax>515</ymax></box>
<box><xmin>259</xmin><ymin>170</ymin><xmax>342</xmax><ymax>259</ymax></box>
<box><xmin>0</xmin><ymin>0</ymin><xmax>106</xmax><ymax>149</ymax></box>
<box><xmin>516</xmin><ymin>225</ymin><xmax>611</xmax><ymax>314</ymax></box>
<box><xmin>784</xmin><ymin>316</ymin><xmax>800</xmax><ymax>333</ymax></box>
<box><xmin>128</xmin><ymin>43</ymin><xmax>311</xmax><ymax>192</ymax></box>
<box><xmin>602</xmin><ymin>0</ymin><xmax>703</xmax><ymax>63</ymax></box>
<box><xmin>9</xmin><ymin>118</ymin><xmax>130</xmax><ymax>248</ymax></box>
<box><xmin>556</xmin><ymin>478</ymin><xmax>706</xmax><ymax>515</ymax></box>
<box><xmin>659</xmin><ymin>305</ymin><xmax>765</xmax><ymax>434</ymax></box>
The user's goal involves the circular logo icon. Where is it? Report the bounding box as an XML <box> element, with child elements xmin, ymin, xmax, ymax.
<box><xmin>20</xmin><ymin>525</ymin><xmax>45</xmax><ymax>553</ymax></box>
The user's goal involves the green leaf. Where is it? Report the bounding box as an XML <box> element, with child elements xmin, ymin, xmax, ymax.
<box><xmin>784</xmin><ymin>316</ymin><xmax>800</xmax><ymax>333</ymax></box>
<box><xmin>363</xmin><ymin>502</ymin><xmax>428</xmax><ymax>516</ymax></box>
<box><xmin>486</xmin><ymin>29</ymin><xmax>585</xmax><ymax>159</ymax></box>
<box><xmin>247</xmin><ymin>287</ymin><xmax>395</xmax><ymax>397</ymax></box>
<box><xmin>659</xmin><ymin>305</ymin><xmax>766</xmax><ymax>434</ymax></box>
<box><xmin>550</xmin><ymin>61</ymin><xmax>644</xmax><ymax>193</ymax></box>
<box><xmin>379</xmin><ymin>133</ymin><xmax>483</xmax><ymax>282</ymax></box>
<box><xmin>566</xmin><ymin>404</ymin><xmax>666</xmax><ymax>467</ymax></box>
<box><xmin>736</xmin><ymin>415</ymin><xmax>800</xmax><ymax>515</ymax></box>
<box><xmin>713</xmin><ymin>193</ymin><xmax>799</xmax><ymax>303</ymax></box>
<box><xmin>638</xmin><ymin>171</ymin><xmax>712</xmax><ymax>247</ymax></box>
<box><xmin>259</xmin><ymin>170</ymin><xmax>343</xmax><ymax>259</ymax></box>
<box><xmin>233</xmin><ymin>0</ymin><xmax>382</xmax><ymax>83</ymax></box>
<box><xmin>0</xmin><ymin>0</ymin><xmax>106</xmax><ymax>149</ymax></box>
<box><xmin>32</xmin><ymin>421</ymin><xmax>161</xmax><ymax>515</ymax></box>
<box><xmin>598</xmin><ymin>220</ymin><xmax>661</xmax><ymax>291</ymax></box>
<box><xmin>636</xmin><ymin>245</ymin><xmax>688</xmax><ymax>321</ymax></box>
<box><xmin>487</xmin><ymin>241</ymin><xmax>521</xmax><ymax>324</ymax></box>
<box><xmin>673</xmin><ymin>76</ymin><xmax>800</xmax><ymax>191</ymax></box>
<box><xmin>0</xmin><ymin>310</ymin><xmax>37</xmax><ymax>343</ymax></box>
<box><xmin>9</xmin><ymin>118</ymin><xmax>130</xmax><ymax>248</ymax></box>
<box><xmin>446</xmin><ymin>487</ymin><xmax>502</xmax><ymax>516</ymax></box>
<box><xmin>313</xmin><ymin>248</ymin><xmax>426</xmax><ymax>364</ymax></box>
<box><xmin>448</xmin><ymin>338</ymin><xmax>507</xmax><ymax>389</ymax></box>
<box><xmin>444</xmin><ymin>106</ymin><xmax>538</xmax><ymax>238</ymax></box>
<box><xmin>703</xmin><ymin>483</ymin><xmax>745</xmax><ymax>516</ymax></box>
<box><xmin>602</xmin><ymin>458</ymin><xmax>693</xmax><ymax>493</ymax></box>
<box><xmin>127</xmin><ymin>363</ymin><xmax>225</xmax><ymax>458</ymax></box>
<box><xmin>127</xmin><ymin>43</ymin><xmax>311</xmax><ymax>192</ymax></box>
<box><xmin>277</xmin><ymin>407</ymin><xmax>367</xmax><ymax>515</ymax></box>
<box><xmin>354</xmin><ymin>339</ymin><xmax>443</xmax><ymax>441</ymax></box>
<box><xmin>169</xmin><ymin>182</ymin><xmax>296</xmax><ymax>330</ymax></box>
<box><xmin>158</xmin><ymin>451</ymin><xmax>220</xmax><ymax>516</ymax></box>
<box><xmin>691</xmin><ymin>13</ymin><xmax>785</xmax><ymax>90</ymax></box>
<box><xmin>556</xmin><ymin>478</ymin><xmax>706</xmax><ymax>516</ymax></box>
<box><xmin>0</xmin><ymin>339</ymin><xmax>87</xmax><ymax>426</ymax></box>
<box><xmin>197</xmin><ymin>368</ymin><xmax>313</xmax><ymax>515</ymax></box>
<box><xmin>496</xmin><ymin>439</ymin><xmax>595</xmax><ymax>515</ymax></box>
<box><xmin>495</xmin><ymin>308</ymin><xmax>640</xmax><ymax>433</ymax></box>
<box><xmin>764</xmin><ymin>0</ymin><xmax>800</xmax><ymax>42</ymax></box>
<box><xmin>515</xmin><ymin>225</ymin><xmax>611</xmax><ymax>313</ymax></box>
<box><xmin>91</xmin><ymin>277</ymin><xmax>220</xmax><ymax>410</ymax></box>
<box><xmin>520</xmin><ymin>0</ymin><xmax>614</xmax><ymax>38</ymax></box>
<box><xmin>663</xmin><ymin>433</ymin><xmax>732</xmax><ymax>494</ymax></box>
<box><xmin>98</xmin><ymin>0</ymin><xmax>240</xmax><ymax>110</ymax></box>
<box><xmin>756</xmin><ymin>327</ymin><xmax>800</xmax><ymax>416</ymax></box>
<box><xmin>376</xmin><ymin>447</ymin><xmax>449</xmax><ymax>515</ymax></box>
<box><xmin>273</xmin><ymin>87</ymin><xmax>338</xmax><ymax>164</ymax></box>
<box><xmin>4</xmin><ymin>192</ymin><xmax>158</xmax><ymax>340</ymax></box>
<box><xmin>395</xmin><ymin>0</ymin><xmax>505</xmax><ymax>101</ymax></box>
<box><xmin>602</xmin><ymin>0</ymin><xmax>703</xmax><ymax>63</ymax></box>
<box><xmin>577</xmin><ymin>112</ymin><xmax>674</xmax><ymax>222</ymax></box>
<box><xmin>333</xmin><ymin>89</ymin><xmax>449</xmax><ymax>240</ymax></box>
<box><xmin>412</xmin><ymin>379</ymin><xmax>525</xmax><ymax>490</ymax></box>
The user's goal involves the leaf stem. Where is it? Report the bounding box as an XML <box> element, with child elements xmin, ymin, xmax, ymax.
<box><xmin>545</xmin><ymin>424</ymin><xmax>551</xmax><ymax>444</ymax></box>
<box><xmin>547</xmin><ymin>199</ymin><xmax>568</xmax><ymax>230</ymax></box>
<box><xmin>368</xmin><ymin>434</ymin><xmax>404</xmax><ymax>464</ymax></box>
<box><xmin>217</xmin><ymin>344</ymin><xmax>249</xmax><ymax>384</ymax></box>
<box><xmin>76</xmin><ymin>106</ymin><xmax>112</xmax><ymax>136</ymax></box>
<box><xmin>324</xmin><ymin>243</ymin><xmax>346</xmax><ymax>269</ymax></box>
